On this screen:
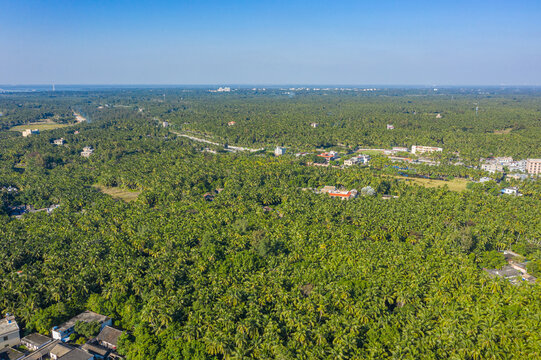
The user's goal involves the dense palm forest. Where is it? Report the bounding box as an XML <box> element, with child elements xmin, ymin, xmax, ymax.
<box><xmin>1</xmin><ymin>88</ymin><xmax>540</xmax><ymax>359</ymax></box>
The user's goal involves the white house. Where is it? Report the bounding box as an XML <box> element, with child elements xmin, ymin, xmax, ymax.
<box><xmin>357</xmin><ymin>154</ymin><xmax>371</xmax><ymax>164</ymax></box>
<box><xmin>481</xmin><ymin>163</ymin><xmax>504</xmax><ymax>173</ymax></box>
<box><xmin>53</xmin><ymin>138</ymin><xmax>65</xmax><ymax>145</ymax></box>
<box><xmin>501</xmin><ymin>187</ymin><xmax>519</xmax><ymax>196</ymax></box>
<box><xmin>22</xmin><ymin>129</ymin><xmax>40</xmax><ymax>137</ymax></box>
<box><xmin>0</xmin><ymin>314</ymin><xmax>20</xmax><ymax>348</ymax></box>
<box><xmin>80</xmin><ymin>146</ymin><xmax>94</xmax><ymax>158</ymax></box>
<box><xmin>21</xmin><ymin>333</ymin><xmax>53</xmax><ymax>351</ymax></box>
<box><xmin>344</xmin><ymin>157</ymin><xmax>360</xmax><ymax>166</ymax></box>
<box><xmin>274</xmin><ymin>147</ymin><xmax>286</xmax><ymax>156</ymax></box>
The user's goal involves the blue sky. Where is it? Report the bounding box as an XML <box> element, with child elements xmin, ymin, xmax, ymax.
<box><xmin>1</xmin><ymin>0</ymin><xmax>540</xmax><ymax>85</ymax></box>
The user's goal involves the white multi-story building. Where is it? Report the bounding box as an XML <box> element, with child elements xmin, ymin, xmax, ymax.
<box><xmin>526</xmin><ymin>159</ymin><xmax>541</xmax><ymax>175</ymax></box>
<box><xmin>80</xmin><ymin>146</ymin><xmax>94</xmax><ymax>157</ymax></box>
<box><xmin>0</xmin><ymin>314</ymin><xmax>20</xmax><ymax>348</ymax></box>
<box><xmin>481</xmin><ymin>163</ymin><xmax>504</xmax><ymax>173</ymax></box>
<box><xmin>411</xmin><ymin>145</ymin><xmax>443</xmax><ymax>155</ymax></box>
<box><xmin>494</xmin><ymin>157</ymin><xmax>513</xmax><ymax>165</ymax></box>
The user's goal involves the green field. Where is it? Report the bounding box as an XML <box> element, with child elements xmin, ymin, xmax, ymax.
<box><xmin>93</xmin><ymin>185</ymin><xmax>141</xmax><ymax>202</ymax></box>
<box><xmin>10</xmin><ymin>121</ymin><xmax>72</xmax><ymax>132</ymax></box>
<box><xmin>393</xmin><ymin>175</ymin><xmax>470</xmax><ymax>192</ymax></box>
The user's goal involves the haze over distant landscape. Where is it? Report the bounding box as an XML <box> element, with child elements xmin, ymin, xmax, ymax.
<box><xmin>1</xmin><ymin>0</ymin><xmax>540</xmax><ymax>85</ymax></box>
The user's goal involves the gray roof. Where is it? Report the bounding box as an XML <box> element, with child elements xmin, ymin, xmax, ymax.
<box><xmin>484</xmin><ymin>266</ymin><xmax>521</xmax><ymax>278</ymax></box>
<box><xmin>81</xmin><ymin>343</ymin><xmax>110</xmax><ymax>356</ymax></box>
<box><xmin>96</xmin><ymin>326</ymin><xmax>123</xmax><ymax>347</ymax></box>
<box><xmin>0</xmin><ymin>316</ymin><xmax>19</xmax><ymax>336</ymax></box>
<box><xmin>57</xmin><ymin>348</ymin><xmax>92</xmax><ymax>360</ymax></box>
<box><xmin>21</xmin><ymin>333</ymin><xmax>52</xmax><ymax>348</ymax></box>
<box><xmin>0</xmin><ymin>348</ymin><xmax>24</xmax><ymax>360</ymax></box>
<box><xmin>19</xmin><ymin>340</ymin><xmax>60</xmax><ymax>360</ymax></box>
<box><xmin>55</xmin><ymin>311</ymin><xmax>110</xmax><ymax>333</ymax></box>
<box><xmin>50</xmin><ymin>343</ymin><xmax>73</xmax><ymax>358</ymax></box>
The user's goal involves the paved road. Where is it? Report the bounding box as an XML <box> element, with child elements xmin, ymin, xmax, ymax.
<box><xmin>172</xmin><ymin>131</ymin><xmax>264</xmax><ymax>152</ymax></box>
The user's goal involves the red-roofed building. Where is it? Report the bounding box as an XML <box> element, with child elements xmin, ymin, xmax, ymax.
<box><xmin>317</xmin><ymin>151</ymin><xmax>338</xmax><ymax>161</ymax></box>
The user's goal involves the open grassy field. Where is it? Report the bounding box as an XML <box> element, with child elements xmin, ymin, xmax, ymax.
<box><xmin>392</xmin><ymin>175</ymin><xmax>470</xmax><ymax>192</ymax></box>
<box><xmin>93</xmin><ymin>185</ymin><xmax>141</xmax><ymax>202</ymax></box>
<box><xmin>10</xmin><ymin>121</ymin><xmax>72</xmax><ymax>132</ymax></box>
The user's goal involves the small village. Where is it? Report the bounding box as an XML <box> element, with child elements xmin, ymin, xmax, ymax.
<box><xmin>484</xmin><ymin>250</ymin><xmax>537</xmax><ymax>285</ymax></box>
<box><xmin>0</xmin><ymin>311</ymin><xmax>123</xmax><ymax>360</ymax></box>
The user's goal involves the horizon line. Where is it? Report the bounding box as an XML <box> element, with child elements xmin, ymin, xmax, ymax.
<box><xmin>2</xmin><ymin>84</ymin><xmax>541</xmax><ymax>88</ymax></box>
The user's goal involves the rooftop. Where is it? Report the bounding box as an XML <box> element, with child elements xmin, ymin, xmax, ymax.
<box><xmin>50</xmin><ymin>343</ymin><xmax>73</xmax><ymax>358</ymax></box>
<box><xmin>0</xmin><ymin>315</ymin><xmax>19</xmax><ymax>335</ymax></box>
<box><xmin>56</xmin><ymin>348</ymin><xmax>92</xmax><ymax>360</ymax></box>
<box><xmin>0</xmin><ymin>348</ymin><xmax>24</xmax><ymax>360</ymax></box>
<box><xmin>96</xmin><ymin>326</ymin><xmax>123</xmax><ymax>347</ymax></box>
<box><xmin>55</xmin><ymin>311</ymin><xmax>110</xmax><ymax>333</ymax></box>
<box><xmin>19</xmin><ymin>340</ymin><xmax>60</xmax><ymax>360</ymax></box>
<box><xmin>81</xmin><ymin>342</ymin><xmax>110</xmax><ymax>357</ymax></box>
<box><xmin>484</xmin><ymin>266</ymin><xmax>521</xmax><ymax>279</ymax></box>
<box><xmin>22</xmin><ymin>333</ymin><xmax>52</xmax><ymax>347</ymax></box>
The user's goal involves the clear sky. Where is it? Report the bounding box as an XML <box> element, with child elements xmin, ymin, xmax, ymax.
<box><xmin>1</xmin><ymin>0</ymin><xmax>540</xmax><ymax>85</ymax></box>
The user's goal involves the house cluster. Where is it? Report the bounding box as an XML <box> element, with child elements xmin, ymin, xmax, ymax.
<box><xmin>319</xmin><ymin>186</ymin><xmax>358</xmax><ymax>200</ymax></box>
<box><xmin>1</xmin><ymin>186</ymin><xmax>18</xmax><ymax>193</ymax></box>
<box><xmin>484</xmin><ymin>250</ymin><xmax>536</xmax><ymax>285</ymax></box>
<box><xmin>0</xmin><ymin>311</ymin><xmax>124</xmax><ymax>360</ymax></box>
<box><xmin>81</xmin><ymin>147</ymin><xmax>94</xmax><ymax>158</ymax></box>
<box><xmin>209</xmin><ymin>87</ymin><xmax>231</xmax><ymax>93</ymax></box>
<box><xmin>22</xmin><ymin>129</ymin><xmax>39</xmax><ymax>137</ymax></box>
<box><xmin>480</xmin><ymin>157</ymin><xmax>540</xmax><ymax>176</ymax></box>
<box><xmin>7</xmin><ymin>204</ymin><xmax>60</xmax><ymax>218</ymax></box>
<box><xmin>344</xmin><ymin>154</ymin><xmax>370</xmax><ymax>166</ymax></box>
